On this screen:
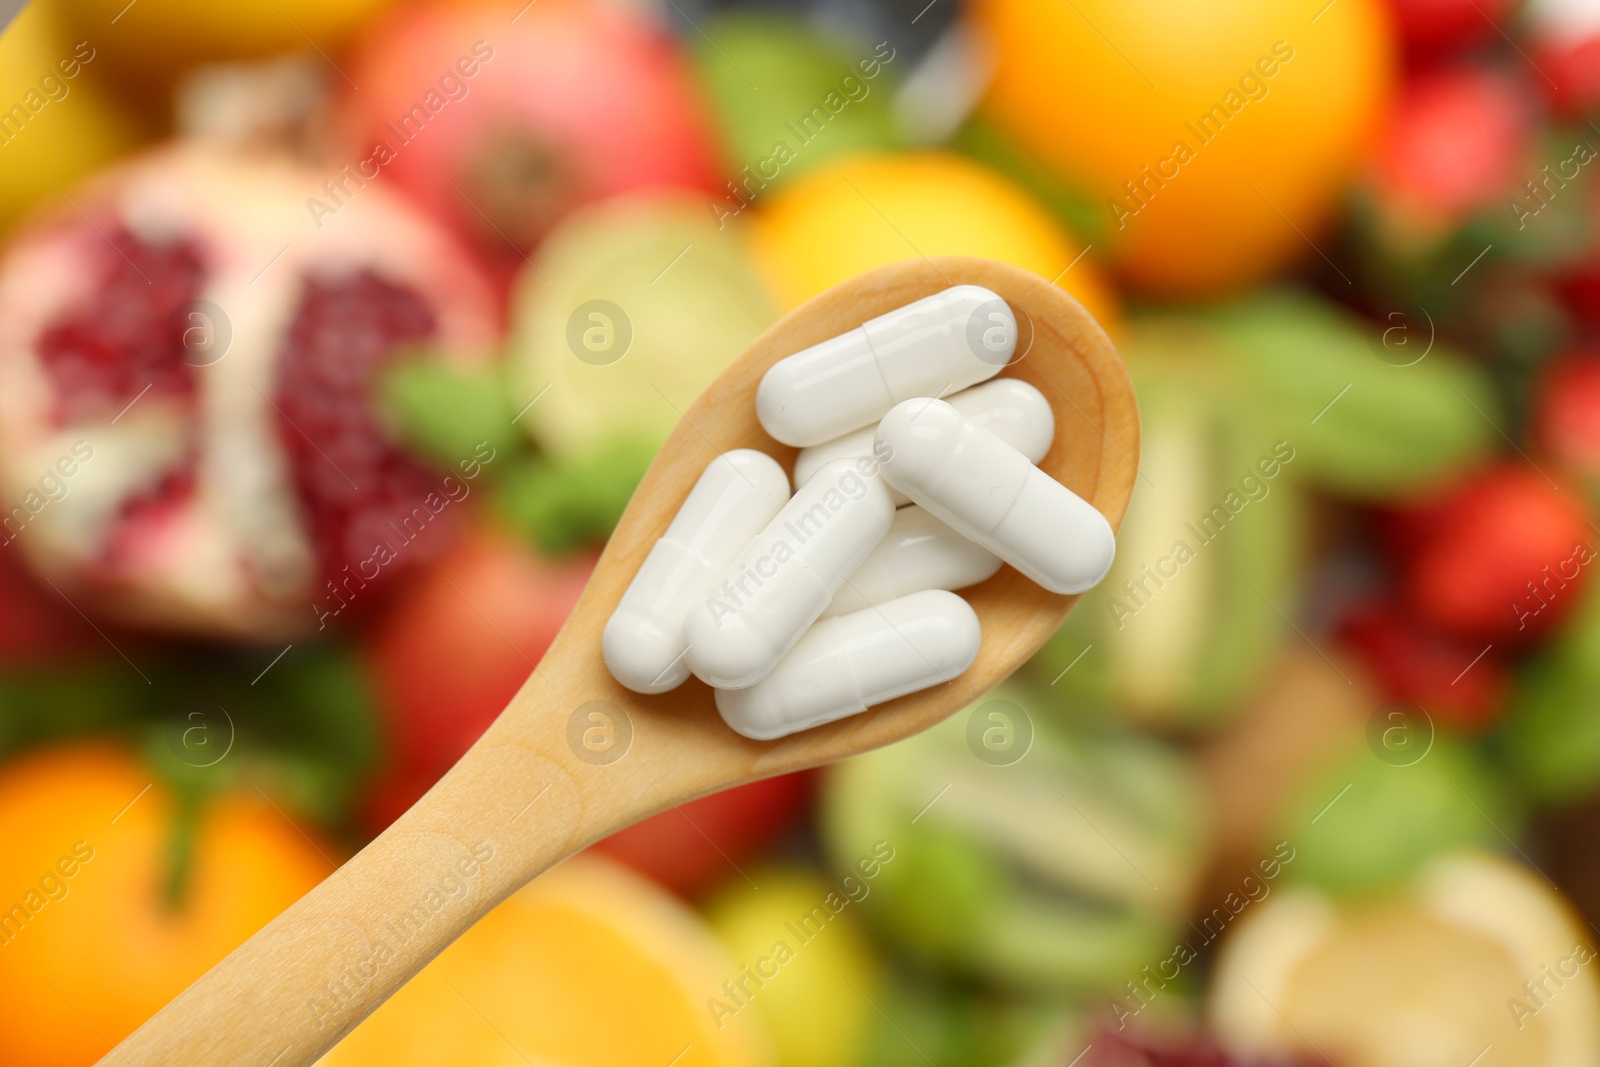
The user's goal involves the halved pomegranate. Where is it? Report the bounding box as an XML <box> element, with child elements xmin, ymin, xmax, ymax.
<box><xmin>0</xmin><ymin>142</ymin><xmax>499</xmax><ymax>638</ymax></box>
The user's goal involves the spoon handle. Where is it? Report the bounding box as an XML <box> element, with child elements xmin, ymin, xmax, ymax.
<box><xmin>97</xmin><ymin>692</ymin><xmax>647</xmax><ymax>1067</ymax></box>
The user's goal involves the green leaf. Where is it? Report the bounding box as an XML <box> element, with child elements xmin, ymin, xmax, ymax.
<box><xmin>1211</xmin><ymin>291</ymin><xmax>1500</xmax><ymax>500</ymax></box>
<box><xmin>494</xmin><ymin>437</ymin><xmax>656</xmax><ymax>554</ymax></box>
<box><xmin>378</xmin><ymin>355</ymin><xmax>521</xmax><ymax>469</ymax></box>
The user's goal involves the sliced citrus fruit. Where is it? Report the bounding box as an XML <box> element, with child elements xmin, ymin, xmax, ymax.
<box><xmin>318</xmin><ymin>855</ymin><xmax>774</xmax><ymax>1067</ymax></box>
<box><xmin>1210</xmin><ymin>851</ymin><xmax>1600</xmax><ymax>1067</ymax></box>
<box><xmin>509</xmin><ymin>192</ymin><xmax>777</xmax><ymax>461</ymax></box>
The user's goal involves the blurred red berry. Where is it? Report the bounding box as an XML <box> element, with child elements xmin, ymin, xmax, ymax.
<box><xmin>1338</xmin><ymin>599</ymin><xmax>1507</xmax><ymax>729</ymax></box>
<box><xmin>1385</xmin><ymin>0</ymin><xmax>1520</xmax><ymax>59</ymax></box>
<box><xmin>1369</xmin><ymin>67</ymin><xmax>1532</xmax><ymax>236</ymax></box>
<box><xmin>360</xmin><ymin>525</ymin><xmax>593</xmax><ymax>832</ymax></box>
<box><xmin>1535</xmin><ymin>347</ymin><xmax>1600</xmax><ymax>479</ymax></box>
<box><xmin>1389</xmin><ymin>464</ymin><xmax>1595</xmax><ymax>641</ymax></box>
<box><xmin>337</xmin><ymin>0</ymin><xmax>723</xmax><ymax>291</ymax></box>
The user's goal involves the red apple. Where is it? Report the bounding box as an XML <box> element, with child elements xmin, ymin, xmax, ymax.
<box><xmin>360</xmin><ymin>524</ymin><xmax>593</xmax><ymax>830</ymax></box>
<box><xmin>336</xmin><ymin>0</ymin><xmax>724</xmax><ymax>289</ymax></box>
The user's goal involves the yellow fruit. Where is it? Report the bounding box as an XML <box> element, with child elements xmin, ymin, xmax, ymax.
<box><xmin>0</xmin><ymin>744</ymin><xmax>334</xmax><ymax>1067</ymax></box>
<box><xmin>319</xmin><ymin>856</ymin><xmax>774</xmax><ymax>1067</ymax></box>
<box><xmin>749</xmin><ymin>151</ymin><xmax>1118</xmax><ymax>331</ymax></box>
<box><xmin>1210</xmin><ymin>851</ymin><xmax>1600</xmax><ymax>1067</ymax></box>
<box><xmin>704</xmin><ymin>867</ymin><xmax>883</xmax><ymax>1067</ymax></box>
<box><xmin>0</xmin><ymin>4</ymin><xmax>140</xmax><ymax>236</ymax></box>
<box><xmin>45</xmin><ymin>0</ymin><xmax>395</xmax><ymax>79</ymax></box>
<box><xmin>973</xmin><ymin>0</ymin><xmax>1394</xmax><ymax>296</ymax></box>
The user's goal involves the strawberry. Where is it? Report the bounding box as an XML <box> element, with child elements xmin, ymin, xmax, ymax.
<box><xmin>0</xmin><ymin>142</ymin><xmax>499</xmax><ymax>638</ymax></box>
<box><xmin>1366</xmin><ymin>66</ymin><xmax>1533</xmax><ymax>244</ymax></box>
<box><xmin>1387</xmin><ymin>464</ymin><xmax>1595</xmax><ymax>642</ymax></box>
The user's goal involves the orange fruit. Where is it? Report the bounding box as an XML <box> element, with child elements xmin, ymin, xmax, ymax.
<box><xmin>749</xmin><ymin>151</ymin><xmax>1118</xmax><ymax>331</ymax></box>
<box><xmin>0</xmin><ymin>743</ymin><xmax>334</xmax><ymax>1066</ymax></box>
<box><xmin>972</xmin><ymin>0</ymin><xmax>1395</xmax><ymax>296</ymax></box>
<box><xmin>318</xmin><ymin>855</ymin><xmax>774</xmax><ymax>1067</ymax></box>
<box><xmin>1209</xmin><ymin>851</ymin><xmax>1600</xmax><ymax>1067</ymax></box>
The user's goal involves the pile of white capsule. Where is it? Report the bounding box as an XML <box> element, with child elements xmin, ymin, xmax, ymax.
<box><xmin>603</xmin><ymin>285</ymin><xmax>1117</xmax><ymax>740</ymax></box>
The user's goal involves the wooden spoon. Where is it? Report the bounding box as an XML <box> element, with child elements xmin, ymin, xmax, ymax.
<box><xmin>100</xmin><ymin>256</ymin><xmax>1139</xmax><ymax>1066</ymax></box>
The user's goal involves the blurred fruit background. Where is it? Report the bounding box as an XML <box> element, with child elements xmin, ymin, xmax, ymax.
<box><xmin>2</xmin><ymin>0</ymin><xmax>1600</xmax><ymax>1063</ymax></box>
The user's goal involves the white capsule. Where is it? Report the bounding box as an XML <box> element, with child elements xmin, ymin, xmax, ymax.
<box><xmin>757</xmin><ymin>285</ymin><xmax>1016</xmax><ymax>447</ymax></box>
<box><xmin>825</xmin><ymin>506</ymin><xmax>1001</xmax><ymax>617</ymax></box>
<box><xmin>685</xmin><ymin>457</ymin><xmax>894</xmax><ymax>689</ymax></box>
<box><xmin>604</xmin><ymin>450</ymin><xmax>790</xmax><ymax>694</ymax></box>
<box><xmin>876</xmin><ymin>398</ymin><xmax>1115</xmax><ymax>595</ymax></box>
<box><xmin>716</xmin><ymin>590</ymin><xmax>982</xmax><ymax>740</ymax></box>
<box><xmin>794</xmin><ymin>377</ymin><xmax>1055</xmax><ymax>507</ymax></box>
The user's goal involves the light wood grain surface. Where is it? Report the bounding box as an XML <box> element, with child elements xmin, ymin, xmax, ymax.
<box><xmin>98</xmin><ymin>256</ymin><xmax>1140</xmax><ymax>1066</ymax></box>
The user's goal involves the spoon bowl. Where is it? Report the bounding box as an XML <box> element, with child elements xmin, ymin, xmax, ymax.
<box><xmin>101</xmin><ymin>256</ymin><xmax>1139</xmax><ymax>1066</ymax></box>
